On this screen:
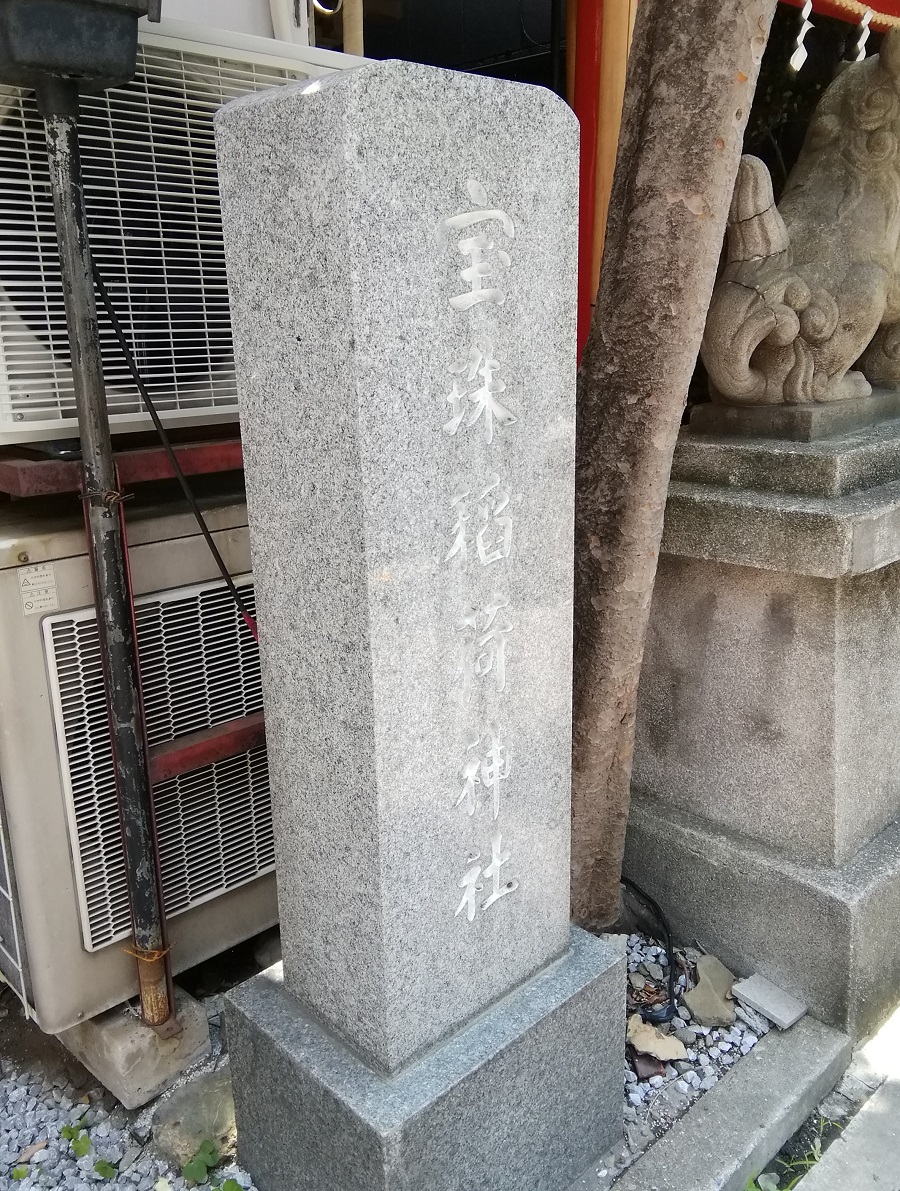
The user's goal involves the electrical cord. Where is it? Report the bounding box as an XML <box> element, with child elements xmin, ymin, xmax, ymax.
<box><xmin>621</xmin><ymin>876</ymin><xmax>679</xmax><ymax>1023</ymax></box>
<box><xmin>91</xmin><ymin>264</ymin><xmax>258</xmax><ymax>642</ymax></box>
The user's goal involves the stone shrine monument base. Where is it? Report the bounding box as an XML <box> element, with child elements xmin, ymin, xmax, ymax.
<box><xmin>629</xmin><ymin>396</ymin><xmax>900</xmax><ymax>1040</ymax></box>
<box><xmin>226</xmin><ymin>932</ymin><xmax>623</xmax><ymax>1191</ymax></box>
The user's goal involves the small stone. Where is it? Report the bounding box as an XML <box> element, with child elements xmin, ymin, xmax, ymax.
<box><xmin>629</xmin><ymin>973</ymin><xmax>646</xmax><ymax>991</ymax></box>
<box><xmin>740</xmin><ymin>1035</ymin><xmax>758</xmax><ymax>1055</ymax></box>
<box><xmin>675</xmin><ymin>1080</ymin><xmax>689</xmax><ymax>1094</ymax></box>
<box><xmin>624</xmin><ymin>1068</ymin><xmax>637</xmax><ymax>1085</ymax></box>
<box><xmin>19</xmin><ymin>1141</ymin><xmax>48</xmax><ymax>1163</ymax></box>
<box><xmin>700</xmin><ymin>1075</ymin><xmax>718</xmax><ymax>1091</ymax></box>
<box><xmin>152</xmin><ymin>1070</ymin><xmax>235</xmax><ymax>1167</ymax></box>
<box><xmin>674</xmin><ymin>1027</ymin><xmax>697</xmax><ymax>1045</ymax></box>
<box><xmin>732</xmin><ymin>974</ymin><xmax>806</xmax><ymax>1030</ymax></box>
<box><xmin>735</xmin><ymin>1003</ymin><xmax>771</xmax><ymax>1036</ymax></box>
<box><xmin>648</xmin><ymin>1076</ymin><xmax>664</xmax><ymax>1088</ymax></box>
<box><xmin>699</xmin><ymin>1053</ymin><xmax>711</xmax><ymax>1067</ymax></box>
<box><xmin>626</xmin><ymin>1015</ymin><xmax>687</xmax><ymax>1062</ymax></box>
<box><xmin>683</xmin><ymin>955</ymin><xmax>736</xmax><ymax>1028</ymax></box>
<box><xmin>677</xmin><ymin>1005</ymin><xmax>691</xmax><ymax>1022</ymax></box>
<box><xmin>628</xmin><ymin>1092</ymin><xmax>643</xmax><ymax>1108</ymax></box>
<box><xmin>120</xmin><ymin>1145</ymin><xmax>143</xmax><ymax>1173</ymax></box>
<box><xmin>646</xmin><ymin>962</ymin><xmax>664</xmax><ymax>982</ymax></box>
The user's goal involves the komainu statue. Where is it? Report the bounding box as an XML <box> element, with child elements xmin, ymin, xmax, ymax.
<box><xmin>702</xmin><ymin>29</ymin><xmax>900</xmax><ymax>405</ymax></box>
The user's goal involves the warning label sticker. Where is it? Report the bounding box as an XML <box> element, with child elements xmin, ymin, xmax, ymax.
<box><xmin>18</xmin><ymin>562</ymin><xmax>59</xmax><ymax>616</ymax></box>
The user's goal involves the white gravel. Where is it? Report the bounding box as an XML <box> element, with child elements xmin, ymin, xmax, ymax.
<box><xmin>607</xmin><ymin>931</ymin><xmax>773</xmax><ymax>1183</ymax></box>
<box><xmin>0</xmin><ymin>1057</ymin><xmax>256</xmax><ymax>1191</ymax></box>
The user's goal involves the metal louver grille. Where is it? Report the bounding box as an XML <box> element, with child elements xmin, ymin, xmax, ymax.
<box><xmin>0</xmin><ymin>43</ymin><xmax>306</xmax><ymax>436</ymax></box>
<box><xmin>43</xmin><ymin>577</ymin><xmax>273</xmax><ymax>952</ymax></box>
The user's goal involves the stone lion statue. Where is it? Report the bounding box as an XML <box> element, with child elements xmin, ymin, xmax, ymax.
<box><xmin>702</xmin><ymin>29</ymin><xmax>900</xmax><ymax>405</ymax></box>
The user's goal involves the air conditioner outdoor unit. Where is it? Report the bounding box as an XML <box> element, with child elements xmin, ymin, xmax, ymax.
<box><xmin>0</xmin><ymin>18</ymin><xmax>361</xmax><ymax>444</ymax></box>
<box><xmin>0</xmin><ymin>491</ymin><xmax>278</xmax><ymax>1033</ymax></box>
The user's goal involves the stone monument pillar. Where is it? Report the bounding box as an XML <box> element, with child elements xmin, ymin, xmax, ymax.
<box><xmin>214</xmin><ymin>60</ymin><xmax>624</xmax><ymax>1191</ymax></box>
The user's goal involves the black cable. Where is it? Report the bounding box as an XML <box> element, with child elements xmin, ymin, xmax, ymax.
<box><xmin>621</xmin><ymin>875</ymin><xmax>679</xmax><ymax>1024</ymax></box>
<box><xmin>91</xmin><ymin>264</ymin><xmax>258</xmax><ymax>642</ymax></box>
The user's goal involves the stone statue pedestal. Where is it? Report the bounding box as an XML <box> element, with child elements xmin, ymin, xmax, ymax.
<box><xmin>630</xmin><ymin>400</ymin><xmax>900</xmax><ymax>1039</ymax></box>
<box><xmin>691</xmin><ymin>390</ymin><xmax>900</xmax><ymax>442</ymax></box>
<box><xmin>215</xmin><ymin>60</ymin><xmax>624</xmax><ymax>1191</ymax></box>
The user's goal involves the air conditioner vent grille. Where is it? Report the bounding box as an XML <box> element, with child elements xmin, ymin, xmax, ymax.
<box><xmin>43</xmin><ymin>577</ymin><xmax>273</xmax><ymax>951</ymax></box>
<box><xmin>0</xmin><ymin>44</ymin><xmax>305</xmax><ymax>435</ymax></box>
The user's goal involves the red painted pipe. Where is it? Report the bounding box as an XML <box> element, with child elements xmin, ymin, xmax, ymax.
<box><xmin>148</xmin><ymin>712</ymin><xmax>266</xmax><ymax>786</ymax></box>
<box><xmin>0</xmin><ymin>439</ymin><xmax>243</xmax><ymax>498</ymax></box>
<box><xmin>572</xmin><ymin>0</ymin><xmax>605</xmax><ymax>360</ymax></box>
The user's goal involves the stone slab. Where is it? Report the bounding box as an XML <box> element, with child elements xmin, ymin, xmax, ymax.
<box><xmin>732</xmin><ymin>975</ymin><xmax>806</xmax><ymax>1030</ymax></box>
<box><xmin>572</xmin><ymin>1018</ymin><xmax>850</xmax><ymax>1191</ymax></box>
<box><xmin>690</xmin><ymin>389</ymin><xmax>900</xmax><ymax>441</ymax></box>
<box><xmin>672</xmin><ymin>418</ymin><xmax>900</xmax><ymax>498</ymax></box>
<box><xmin>225</xmin><ymin>929</ymin><xmax>626</xmax><ymax>1191</ymax></box>
<box><xmin>635</xmin><ymin>555</ymin><xmax>900</xmax><ymax>866</ymax></box>
<box><xmin>58</xmin><ymin>987</ymin><xmax>210</xmax><ymax>1110</ymax></box>
<box><xmin>662</xmin><ymin>477</ymin><xmax>900</xmax><ymax>577</ymax></box>
<box><xmin>216</xmin><ymin>60</ymin><xmax>578</xmax><ymax>1075</ymax></box>
<box><xmin>800</xmin><ymin>1075</ymin><xmax>900</xmax><ymax>1190</ymax></box>
<box><xmin>623</xmin><ymin>792</ymin><xmax>900</xmax><ymax>1041</ymax></box>
<box><xmin>153</xmin><ymin>1068</ymin><xmax>235</xmax><ymax>1167</ymax></box>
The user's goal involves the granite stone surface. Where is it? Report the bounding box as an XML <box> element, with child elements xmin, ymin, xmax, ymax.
<box><xmin>661</xmin><ymin>477</ymin><xmax>900</xmax><ymax>577</ymax></box>
<box><xmin>690</xmin><ymin>390</ymin><xmax>900</xmax><ymax>440</ymax></box>
<box><xmin>673</xmin><ymin>417</ymin><xmax>900</xmax><ymax>498</ymax></box>
<box><xmin>635</xmin><ymin>554</ymin><xmax>900</xmax><ymax>865</ymax></box>
<box><xmin>624</xmin><ymin>792</ymin><xmax>900</xmax><ymax>1040</ymax></box>
<box><xmin>215</xmin><ymin>61</ymin><xmax>578</xmax><ymax>1074</ymax></box>
<box><xmin>226</xmin><ymin>929</ymin><xmax>626</xmax><ymax>1191</ymax></box>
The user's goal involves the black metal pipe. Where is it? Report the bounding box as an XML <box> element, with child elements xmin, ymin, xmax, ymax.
<box><xmin>36</xmin><ymin>76</ymin><xmax>172</xmax><ymax>1030</ymax></box>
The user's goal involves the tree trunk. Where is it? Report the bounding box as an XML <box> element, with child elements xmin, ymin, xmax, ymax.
<box><xmin>571</xmin><ymin>0</ymin><xmax>778</xmax><ymax>929</ymax></box>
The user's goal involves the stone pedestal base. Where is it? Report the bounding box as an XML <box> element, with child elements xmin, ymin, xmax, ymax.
<box><xmin>691</xmin><ymin>388</ymin><xmax>900</xmax><ymax>441</ymax></box>
<box><xmin>629</xmin><ymin>415</ymin><xmax>900</xmax><ymax>1043</ymax></box>
<box><xmin>225</xmin><ymin>929</ymin><xmax>625</xmax><ymax>1191</ymax></box>
<box><xmin>624</xmin><ymin>792</ymin><xmax>900</xmax><ymax>1041</ymax></box>
<box><xmin>58</xmin><ymin>987</ymin><xmax>210</xmax><ymax>1109</ymax></box>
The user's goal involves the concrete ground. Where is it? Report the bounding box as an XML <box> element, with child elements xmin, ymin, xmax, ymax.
<box><xmin>799</xmin><ymin>1005</ymin><xmax>900</xmax><ymax>1191</ymax></box>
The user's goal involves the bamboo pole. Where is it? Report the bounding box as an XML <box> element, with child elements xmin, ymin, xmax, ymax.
<box><xmin>589</xmin><ymin>0</ymin><xmax>636</xmax><ymax>303</ymax></box>
<box><xmin>343</xmin><ymin>0</ymin><xmax>364</xmax><ymax>56</ymax></box>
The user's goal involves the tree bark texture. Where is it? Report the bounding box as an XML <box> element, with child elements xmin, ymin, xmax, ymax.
<box><xmin>571</xmin><ymin>0</ymin><xmax>778</xmax><ymax>929</ymax></box>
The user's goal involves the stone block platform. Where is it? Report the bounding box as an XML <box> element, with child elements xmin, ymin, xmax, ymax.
<box><xmin>226</xmin><ymin>930</ymin><xmax>625</xmax><ymax>1191</ymax></box>
<box><xmin>629</xmin><ymin>403</ymin><xmax>900</xmax><ymax>1039</ymax></box>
